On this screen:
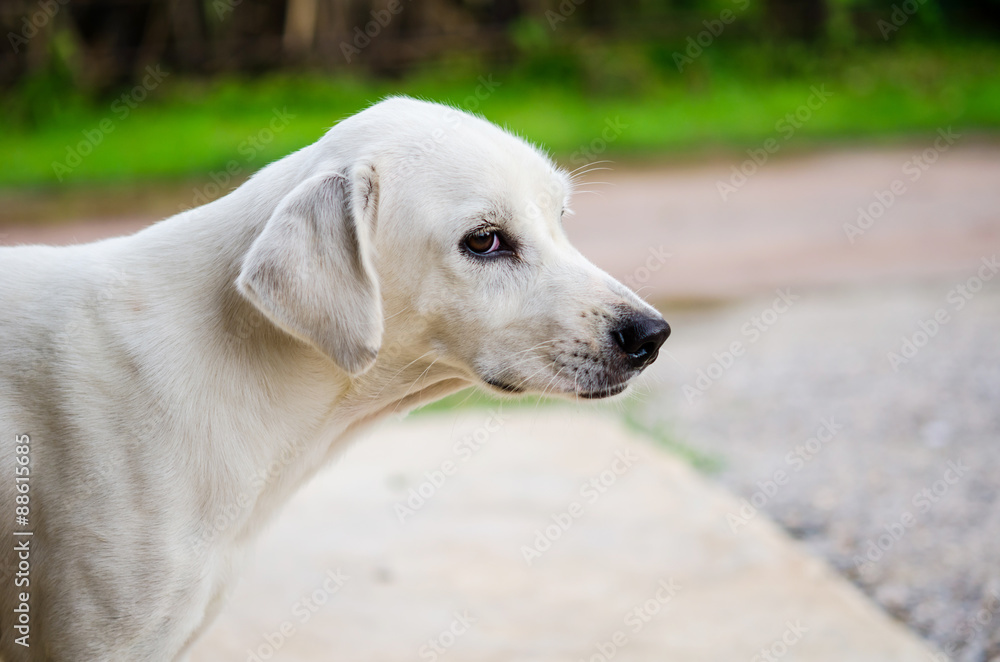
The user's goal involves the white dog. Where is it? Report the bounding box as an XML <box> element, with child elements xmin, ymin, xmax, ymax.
<box><xmin>0</xmin><ymin>97</ymin><xmax>669</xmax><ymax>660</ymax></box>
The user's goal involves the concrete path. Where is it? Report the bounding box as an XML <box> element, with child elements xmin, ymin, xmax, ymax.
<box><xmin>191</xmin><ymin>410</ymin><xmax>939</xmax><ymax>661</ymax></box>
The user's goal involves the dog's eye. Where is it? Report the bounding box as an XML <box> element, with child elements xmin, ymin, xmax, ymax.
<box><xmin>464</xmin><ymin>230</ymin><xmax>502</xmax><ymax>255</ymax></box>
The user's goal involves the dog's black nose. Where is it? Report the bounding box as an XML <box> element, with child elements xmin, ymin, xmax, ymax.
<box><xmin>612</xmin><ymin>314</ymin><xmax>671</xmax><ymax>369</ymax></box>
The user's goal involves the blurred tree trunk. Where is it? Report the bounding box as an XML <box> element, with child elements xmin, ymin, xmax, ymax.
<box><xmin>69</xmin><ymin>0</ymin><xmax>156</xmax><ymax>89</ymax></box>
<box><xmin>284</xmin><ymin>0</ymin><xmax>317</xmax><ymax>58</ymax></box>
<box><xmin>763</xmin><ymin>0</ymin><xmax>828</xmax><ymax>42</ymax></box>
<box><xmin>314</xmin><ymin>0</ymin><xmax>350</xmax><ymax>66</ymax></box>
<box><xmin>167</xmin><ymin>0</ymin><xmax>208</xmax><ymax>69</ymax></box>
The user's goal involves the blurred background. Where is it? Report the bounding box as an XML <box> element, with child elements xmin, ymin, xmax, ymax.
<box><xmin>2</xmin><ymin>0</ymin><xmax>999</xmax><ymax>194</ymax></box>
<box><xmin>2</xmin><ymin>0</ymin><xmax>999</xmax><ymax>660</ymax></box>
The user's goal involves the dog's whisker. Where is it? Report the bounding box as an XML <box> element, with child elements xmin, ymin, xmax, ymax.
<box><xmin>404</xmin><ymin>357</ymin><xmax>442</xmax><ymax>396</ymax></box>
<box><xmin>534</xmin><ymin>365</ymin><xmax>563</xmax><ymax>400</ymax></box>
<box><xmin>491</xmin><ymin>341</ymin><xmax>562</xmax><ymax>375</ymax></box>
<box><xmin>386</xmin><ymin>357</ymin><xmax>443</xmax><ymax>417</ymax></box>
<box><xmin>498</xmin><ymin>351</ymin><xmax>560</xmax><ymax>376</ymax></box>
<box><xmin>660</xmin><ymin>349</ymin><xmax>683</xmax><ymax>367</ymax></box>
<box><xmin>569</xmin><ymin>172</ymin><xmax>613</xmax><ymax>185</ymax></box>
<box><xmin>507</xmin><ymin>359</ymin><xmax>556</xmax><ymax>393</ymax></box>
<box><xmin>566</xmin><ymin>160</ymin><xmax>613</xmax><ymax>177</ymax></box>
<box><xmin>504</xmin><ymin>340</ymin><xmax>558</xmax><ymax>360</ymax></box>
<box><xmin>568</xmin><ymin>164</ymin><xmax>614</xmax><ymax>178</ymax></box>
<box><xmin>367</xmin><ymin>349</ymin><xmax>438</xmax><ymax>403</ymax></box>
<box><xmin>535</xmin><ymin>364</ymin><xmax>570</xmax><ymax>407</ymax></box>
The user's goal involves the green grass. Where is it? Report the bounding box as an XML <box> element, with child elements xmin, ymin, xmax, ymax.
<box><xmin>621</xmin><ymin>409</ymin><xmax>724</xmax><ymax>474</ymax></box>
<box><xmin>411</xmin><ymin>387</ymin><xmax>723</xmax><ymax>473</ymax></box>
<box><xmin>410</xmin><ymin>387</ymin><xmax>542</xmax><ymax>414</ymax></box>
<box><xmin>3</xmin><ymin>43</ymin><xmax>999</xmax><ymax>189</ymax></box>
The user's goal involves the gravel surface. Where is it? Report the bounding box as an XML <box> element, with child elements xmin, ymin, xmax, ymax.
<box><xmin>634</xmin><ymin>280</ymin><xmax>1000</xmax><ymax>661</ymax></box>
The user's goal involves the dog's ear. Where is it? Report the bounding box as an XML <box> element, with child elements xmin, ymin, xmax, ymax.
<box><xmin>236</xmin><ymin>167</ymin><xmax>382</xmax><ymax>375</ymax></box>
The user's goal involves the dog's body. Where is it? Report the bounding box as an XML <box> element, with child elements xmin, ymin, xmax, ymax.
<box><xmin>0</xmin><ymin>97</ymin><xmax>669</xmax><ymax>660</ymax></box>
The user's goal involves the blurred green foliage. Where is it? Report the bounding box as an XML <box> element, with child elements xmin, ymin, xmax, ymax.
<box><xmin>4</xmin><ymin>42</ymin><xmax>998</xmax><ymax>189</ymax></box>
<box><xmin>2</xmin><ymin>0</ymin><xmax>999</xmax><ymax>189</ymax></box>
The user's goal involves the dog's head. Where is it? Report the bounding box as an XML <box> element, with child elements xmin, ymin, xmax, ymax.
<box><xmin>237</xmin><ymin>97</ymin><xmax>668</xmax><ymax>401</ymax></box>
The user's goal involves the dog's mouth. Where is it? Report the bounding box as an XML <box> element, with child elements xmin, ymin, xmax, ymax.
<box><xmin>577</xmin><ymin>382</ymin><xmax>629</xmax><ymax>399</ymax></box>
<box><xmin>482</xmin><ymin>377</ymin><xmax>526</xmax><ymax>394</ymax></box>
<box><xmin>482</xmin><ymin>375</ymin><xmax>629</xmax><ymax>399</ymax></box>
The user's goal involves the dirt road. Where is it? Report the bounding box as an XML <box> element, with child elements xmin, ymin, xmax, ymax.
<box><xmin>562</xmin><ymin>142</ymin><xmax>1000</xmax><ymax>302</ymax></box>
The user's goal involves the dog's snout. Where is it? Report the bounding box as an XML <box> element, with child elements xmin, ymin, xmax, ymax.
<box><xmin>612</xmin><ymin>315</ymin><xmax>671</xmax><ymax>369</ymax></box>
